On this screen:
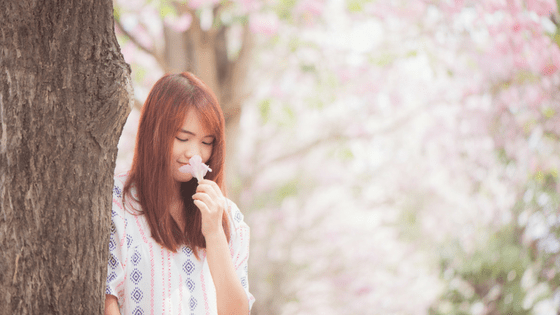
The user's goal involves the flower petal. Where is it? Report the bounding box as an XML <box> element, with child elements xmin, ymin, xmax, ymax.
<box><xmin>178</xmin><ymin>155</ymin><xmax>212</xmax><ymax>182</ymax></box>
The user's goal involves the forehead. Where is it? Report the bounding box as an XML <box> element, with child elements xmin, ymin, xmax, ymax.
<box><xmin>179</xmin><ymin>108</ymin><xmax>213</xmax><ymax>135</ymax></box>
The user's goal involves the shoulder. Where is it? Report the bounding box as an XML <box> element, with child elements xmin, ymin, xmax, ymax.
<box><xmin>113</xmin><ymin>172</ymin><xmax>129</xmax><ymax>190</ymax></box>
<box><xmin>112</xmin><ymin>172</ymin><xmax>129</xmax><ymax>204</ymax></box>
<box><xmin>112</xmin><ymin>171</ymin><xmax>140</xmax><ymax>218</ymax></box>
<box><xmin>113</xmin><ymin>171</ymin><xmax>140</xmax><ymax>205</ymax></box>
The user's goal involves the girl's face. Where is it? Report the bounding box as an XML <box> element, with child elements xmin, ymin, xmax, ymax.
<box><xmin>170</xmin><ymin>109</ymin><xmax>214</xmax><ymax>183</ymax></box>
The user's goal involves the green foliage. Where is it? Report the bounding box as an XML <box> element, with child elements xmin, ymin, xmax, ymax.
<box><xmin>274</xmin><ymin>179</ymin><xmax>299</xmax><ymax>200</ymax></box>
<box><xmin>336</xmin><ymin>147</ymin><xmax>354</xmax><ymax>161</ymax></box>
<box><xmin>347</xmin><ymin>0</ymin><xmax>372</xmax><ymax>13</ymax></box>
<box><xmin>431</xmin><ymin>166</ymin><xmax>560</xmax><ymax>314</ymax></box>
<box><xmin>397</xmin><ymin>193</ymin><xmax>427</xmax><ymax>242</ymax></box>
<box><xmin>406</xmin><ymin>50</ymin><xmax>418</xmax><ymax>58</ymax></box>
<box><xmin>542</xmin><ymin>107</ymin><xmax>555</xmax><ymax>119</ymax></box>
<box><xmin>158</xmin><ymin>3</ymin><xmax>176</xmax><ymax>18</ymax></box>
<box><xmin>114</xmin><ymin>5</ymin><xmax>122</xmax><ymax>21</ymax></box>
<box><xmin>430</xmin><ymin>226</ymin><xmax>532</xmax><ymax>315</ymax></box>
<box><xmin>300</xmin><ymin>64</ymin><xmax>316</xmax><ymax>73</ymax></box>
<box><xmin>554</xmin><ymin>31</ymin><xmax>560</xmax><ymax>48</ymax></box>
<box><xmin>275</xmin><ymin>0</ymin><xmax>297</xmax><ymax>20</ymax></box>
<box><xmin>279</xmin><ymin>104</ymin><xmax>296</xmax><ymax>126</ymax></box>
<box><xmin>252</xmin><ymin>178</ymin><xmax>301</xmax><ymax>209</ymax></box>
<box><xmin>259</xmin><ymin>99</ymin><xmax>272</xmax><ymax>123</ymax></box>
<box><xmin>370</xmin><ymin>53</ymin><xmax>397</xmax><ymax>67</ymax></box>
<box><xmin>258</xmin><ymin>98</ymin><xmax>296</xmax><ymax>127</ymax></box>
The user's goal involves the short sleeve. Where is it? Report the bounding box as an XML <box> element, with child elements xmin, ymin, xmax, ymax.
<box><xmin>227</xmin><ymin>200</ymin><xmax>256</xmax><ymax>311</ymax></box>
<box><xmin>106</xmin><ymin>175</ymin><xmax>129</xmax><ymax>307</ymax></box>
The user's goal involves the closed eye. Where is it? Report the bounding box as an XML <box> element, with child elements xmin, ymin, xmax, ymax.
<box><xmin>176</xmin><ymin>137</ymin><xmax>188</xmax><ymax>142</ymax></box>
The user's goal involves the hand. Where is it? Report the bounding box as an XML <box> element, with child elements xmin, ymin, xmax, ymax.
<box><xmin>192</xmin><ymin>179</ymin><xmax>226</xmax><ymax>238</ymax></box>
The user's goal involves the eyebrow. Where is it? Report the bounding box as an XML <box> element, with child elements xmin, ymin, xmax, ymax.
<box><xmin>179</xmin><ymin>129</ymin><xmax>214</xmax><ymax>138</ymax></box>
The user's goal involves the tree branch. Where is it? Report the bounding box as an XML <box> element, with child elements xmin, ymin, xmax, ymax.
<box><xmin>114</xmin><ymin>18</ymin><xmax>155</xmax><ymax>56</ymax></box>
<box><xmin>114</xmin><ymin>18</ymin><xmax>170</xmax><ymax>72</ymax></box>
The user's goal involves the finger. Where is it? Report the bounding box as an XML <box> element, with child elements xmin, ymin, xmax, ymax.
<box><xmin>196</xmin><ymin>185</ymin><xmax>224</xmax><ymax>205</ymax></box>
<box><xmin>197</xmin><ymin>180</ymin><xmax>223</xmax><ymax>196</ymax></box>
<box><xmin>195</xmin><ymin>183</ymin><xmax>215</xmax><ymax>195</ymax></box>
<box><xmin>193</xmin><ymin>199</ymin><xmax>209</xmax><ymax>212</ymax></box>
<box><xmin>195</xmin><ymin>183</ymin><xmax>217</xmax><ymax>198</ymax></box>
<box><xmin>192</xmin><ymin>192</ymin><xmax>214</xmax><ymax>206</ymax></box>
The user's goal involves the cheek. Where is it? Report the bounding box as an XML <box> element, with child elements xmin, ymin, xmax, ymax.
<box><xmin>171</xmin><ymin>147</ymin><xmax>180</xmax><ymax>160</ymax></box>
<box><xmin>202</xmin><ymin>146</ymin><xmax>213</xmax><ymax>163</ymax></box>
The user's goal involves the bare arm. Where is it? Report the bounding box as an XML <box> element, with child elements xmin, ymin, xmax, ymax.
<box><xmin>205</xmin><ymin>230</ymin><xmax>249</xmax><ymax>315</ymax></box>
<box><xmin>194</xmin><ymin>180</ymin><xmax>250</xmax><ymax>315</ymax></box>
<box><xmin>104</xmin><ymin>294</ymin><xmax>120</xmax><ymax>315</ymax></box>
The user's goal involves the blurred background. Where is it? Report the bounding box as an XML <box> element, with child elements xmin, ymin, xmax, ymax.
<box><xmin>112</xmin><ymin>0</ymin><xmax>560</xmax><ymax>314</ymax></box>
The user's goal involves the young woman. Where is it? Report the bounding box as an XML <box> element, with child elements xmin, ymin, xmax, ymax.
<box><xmin>105</xmin><ymin>72</ymin><xmax>255</xmax><ymax>315</ymax></box>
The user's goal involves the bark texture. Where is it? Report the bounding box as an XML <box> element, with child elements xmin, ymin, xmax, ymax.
<box><xmin>0</xmin><ymin>0</ymin><xmax>132</xmax><ymax>314</ymax></box>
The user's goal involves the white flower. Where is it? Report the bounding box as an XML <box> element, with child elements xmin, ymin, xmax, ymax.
<box><xmin>178</xmin><ymin>155</ymin><xmax>212</xmax><ymax>182</ymax></box>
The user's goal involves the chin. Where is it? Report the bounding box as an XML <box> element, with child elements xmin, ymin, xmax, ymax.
<box><xmin>173</xmin><ymin>174</ymin><xmax>193</xmax><ymax>183</ymax></box>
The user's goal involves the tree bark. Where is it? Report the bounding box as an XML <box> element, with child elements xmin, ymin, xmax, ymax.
<box><xmin>0</xmin><ymin>0</ymin><xmax>131</xmax><ymax>314</ymax></box>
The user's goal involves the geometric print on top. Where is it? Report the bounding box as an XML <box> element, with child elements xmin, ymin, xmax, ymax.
<box><xmin>105</xmin><ymin>173</ymin><xmax>255</xmax><ymax>315</ymax></box>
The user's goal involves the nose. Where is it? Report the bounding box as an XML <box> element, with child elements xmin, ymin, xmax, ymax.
<box><xmin>184</xmin><ymin>142</ymin><xmax>202</xmax><ymax>160</ymax></box>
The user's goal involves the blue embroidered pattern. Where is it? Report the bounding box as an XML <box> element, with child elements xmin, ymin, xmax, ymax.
<box><xmin>132</xmin><ymin>306</ymin><xmax>144</xmax><ymax>315</ymax></box>
<box><xmin>189</xmin><ymin>296</ymin><xmax>198</xmax><ymax>310</ymax></box>
<box><xmin>130</xmin><ymin>268</ymin><xmax>143</xmax><ymax>285</ymax></box>
<box><xmin>235</xmin><ymin>211</ymin><xmax>243</xmax><ymax>223</ymax></box>
<box><xmin>113</xmin><ymin>185</ymin><xmax>122</xmax><ymax>199</ymax></box>
<box><xmin>183</xmin><ymin>260</ymin><xmax>195</xmax><ymax>275</ymax></box>
<box><xmin>109</xmin><ymin>254</ymin><xmax>118</xmax><ymax>270</ymax></box>
<box><xmin>131</xmin><ymin>250</ymin><xmax>141</xmax><ymax>266</ymax></box>
<box><xmin>186</xmin><ymin>278</ymin><xmax>195</xmax><ymax>292</ymax></box>
<box><xmin>126</xmin><ymin>235</ymin><xmax>133</xmax><ymax>249</ymax></box>
<box><xmin>131</xmin><ymin>287</ymin><xmax>143</xmax><ymax>303</ymax></box>
<box><xmin>182</xmin><ymin>246</ymin><xmax>192</xmax><ymax>256</ymax></box>
<box><xmin>107</xmin><ymin>271</ymin><xmax>117</xmax><ymax>283</ymax></box>
<box><xmin>109</xmin><ymin>237</ymin><xmax>116</xmax><ymax>252</ymax></box>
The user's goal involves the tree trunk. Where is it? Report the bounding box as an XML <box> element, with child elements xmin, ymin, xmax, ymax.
<box><xmin>0</xmin><ymin>1</ymin><xmax>131</xmax><ymax>314</ymax></box>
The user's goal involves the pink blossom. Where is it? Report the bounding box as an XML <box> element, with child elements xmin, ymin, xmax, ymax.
<box><xmin>232</xmin><ymin>0</ymin><xmax>260</xmax><ymax>13</ymax></box>
<box><xmin>249</xmin><ymin>12</ymin><xmax>279</xmax><ymax>35</ymax></box>
<box><xmin>525</xmin><ymin>0</ymin><xmax>557</xmax><ymax>16</ymax></box>
<box><xmin>295</xmin><ymin>0</ymin><xmax>324</xmax><ymax>16</ymax></box>
<box><xmin>294</xmin><ymin>0</ymin><xmax>325</xmax><ymax>24</ymax></box>
<box><xmin>441</xmin><ymin>0</ymin><xmax>464</xmax><ymax>15</ymax></box>
<box><xmin>187</xmin><ymin>0</ymin><xmax>219</xmax><ymax>10</ymax></box>
<box><xmin>164</xmin><ymin>13</ymin><xmax>193</xmax><ymax>33</ymax></box>
<box><xmin>121</xmin><ymin>41</ymin><xmax>137</xmax><ymax>64</ymax></box>
<box><xmin>178</xmin><ymin>155</ymin><xmax>212</xmax><ymax>182</ymax></box>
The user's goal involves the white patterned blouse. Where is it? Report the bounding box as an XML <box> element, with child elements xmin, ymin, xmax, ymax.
<box><xmin>106</xmin><ymin>173</ymin><xmax>255</xmax><ymax>315</ymax></box>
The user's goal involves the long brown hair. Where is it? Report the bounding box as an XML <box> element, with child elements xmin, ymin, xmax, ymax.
<box><xmin>124</xmin><ymin>72</ymin><xmax>230</xmax><ymax>258</ymax></box>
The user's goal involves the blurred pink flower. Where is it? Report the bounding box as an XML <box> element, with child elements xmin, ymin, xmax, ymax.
<box><xmin>295</xmin><ymin>0</ymin><xmax>325</xmax><ymax>24</ymax></box>
<box><xmin>121</xmin><ymin>41</ymin><xmax>137</xmax><ymax>64</ymax></box>
<box><xmin>164</xmin><ymin>13</ymin><xmax>193</xmax><ymax>33</ymax></box>
<box><xmin>232</xmin><ymin>0</ymin><xmax>260</xmax><ymax>13</ymax></box>
<box><xmin>179</xmin><ymin>155</ymin><xmax>212</xmax><ymax>182</ymax></box>
<box><xmin>249</xmin><ymin>12</ymin><xmax>279</xmax><ymax>35</ymax></box>
<box><xmin>188</xmin><ymin>0</ymin><xmax>219</xmax><ymax>10</ymax></box>
<box><xmin>525</xmin><ymin>0</ymin><xmax>557</xmax><ymax>16</ymax></box>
